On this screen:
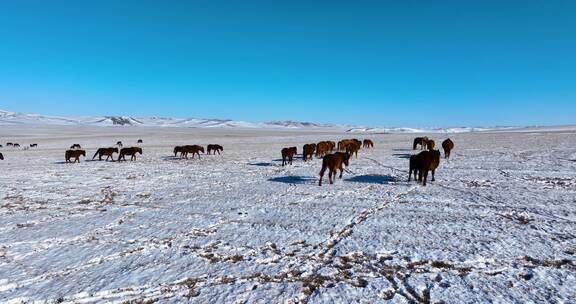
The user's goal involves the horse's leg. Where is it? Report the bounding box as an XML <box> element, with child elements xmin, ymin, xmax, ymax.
<box><xmin>408</xmin><ymin>168</ymin><xmax>412</xmax><ymax>182</ymax></box>
<box><xmin>282</xmin><ymin>156</ymin><xmax>285</xmax><ymax>166</ymax></box>
<box><xmin>329</xmin><ymin>169</ymin><xmax>334</xmax><ymax>184</ymax></box>
<box><xmin>339</xmin><ymin>164</ymin><xmax>344</xmax><ymax>178</ymax></box>
<box><xmin>431</xmin><ymin>169</ymin><xmax>435</xmax><ymax>181</ymax></box>
<box><xmin>423</xmin><ymin>170</ymin><xmax>429</xmax><ymax>186</ymax></box>
<box><xmin>319</xmin><ymin>166</ymin><xmax>326</xmax><ymax>186</ymax></box>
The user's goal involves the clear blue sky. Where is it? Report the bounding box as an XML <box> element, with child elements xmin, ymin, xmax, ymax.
<box><xmin>0</xmin><ymin>0</ymin><xmax>574</xmax><ymax>127</ymax></box>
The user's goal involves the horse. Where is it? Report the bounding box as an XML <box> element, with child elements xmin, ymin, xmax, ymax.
<box><xmin>412</xmin><ymin>137</ymin><xmax>428</xmax><ymax>150</ymax></box>
<box><xmin>137</xmin><ymin>139</ymin><xmax>143</xmax><ymax>144</ymax></box>
<box><xmin>442</xmin><ymin>138</ymin><xmax>454</xmax><ymax>159</ymax></box>
<box><xmin>173</xmin><ymin>146</ymin><xmax>184</xmax><ymax>157</ymax></box>
<box><xmin>118</xmin><ymin>147</ymin><xmax>142</xmax><ymax>161</ymax></box>
<box><xmin>281</xmin><ymin>147</ymin><xmax>297</xmax><ymax>166</ymax></box>
<box><xmin>6</xmin><ymin>143</ymin><xmax>13</xmax><ymax>147</ymax></box>
<box><xmin>345</xmin><ymin>140</ymin><xmax>361</xmax><ymax>158</ymax></box>
<box><xmin>93</xmin><ymin>147</ymin><xmax>119</xmax><ymax>161</ymax></box>
<box><xmin>319</xmin><ymin>152</ymin><xmax>350</xmax><ymax>186</ymax></box>
<box><xmin>0</xmin><ymin>153</ymin><xmax>3</xmax><ymax>160</ymax></box>
<box><xmin>362</xmin><ymin>139</ymin><xmax>374</xmax><ymax>148</ymax></box>
<box><xmin>207</xmin><ymin>144</ymin><xmax>223</xmax><ymax>155</ymax></box>
<box><xmin>408</xmin><ymin>154</ymin><xmax>420</xmax><ymax>182</ymax></box>
<box><xmin>70</xmin><ymin>144</ymin><xmax>81</xmax><ymax>150</ymax></box>
<box><xmin>0</xmin><ymin>144</ymin><xmax>3</xmax><ymax>148</ymax></box>
<box><xmin>302</xmin><ymin>144</ymin><xmax>316</xmax><ymax>161</ymax></box>
<box><xmin>116</xmin><ymin>141</ymin><xmax>123</xmax><ymax>147</ymax></box>
<box><xmin>409</xmin><ymin>150</ymin><xmax>440</xmax><ymax>186</ymax></box>
<box><xmin>327</xmin><ymin>141</ymin><xmax>336</xmax><ymax>152</ymax></box>
<box><xmin>65</xmin><ymin>150</ymin><xmax>86</xmax><ymax>163</ymax></box>
<box><xmin>30</xmin><ymin>143</ymin><xmax>38</xmax><ymax>148</ymax></box>
<box><xmin>13</xmin><ymin>143</ymin><xmax>20</xmax><ymax>148</ymax></box>
<box><xmin>425</xmin><ymin>139</ymin><xmax>436</xmax><ymax>151</ymax></box>
<box><xmin>315</xmin><ymin>142</ymin><xmax>331</xmax><ymax>157</ymax></box>
<box><xmin>181</xmin><ymin>145</ymin><xmax>204</xmax><ymax>159</ymax></box>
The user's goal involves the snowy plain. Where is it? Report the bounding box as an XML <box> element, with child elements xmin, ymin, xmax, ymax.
<box><xmin>0</xmin><ymin>124</ymin><xmax>575</xmax><ymax>303</ymax></box>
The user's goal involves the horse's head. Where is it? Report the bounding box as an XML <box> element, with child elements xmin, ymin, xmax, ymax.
<box><xmin>136</xmin><ymin>147</ymin><xmax>143</xmax><ymax>154</ymax></box>
<box><xmin>200</xmin><ymin>147</ymin><xmax>205</xmax><ymax>153</ymax></box>
<box><xmin>80</xmin><ymin>150</ymin><xmax>86</xmax><ymax>157</ymax></box>
<box><xmin>113</xmin><ymin>147</ymin><xmax>119</xmax><ymax>153</ymax></box>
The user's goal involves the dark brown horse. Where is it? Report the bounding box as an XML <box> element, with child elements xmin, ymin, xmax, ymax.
<box><xmin>13</xmin><ymin>143</ymin><xmax>20</xmax><ymax>148</ymax></box>
<box><xmin>174</xmin><ymin>146</ymin><xmax>184</xmax><ymax>157</ymax></box>
<box><xmin>412</xmin><ymin>137</ymin><xmax>428</xmax><ymax>150</ymax></box>
<box><xmin>442</xmin><ymin>138</ymin><xmax>454</xmax><ymax>159</ymax></box>
<box><xmin>207</xmin><ymin>144</ymin><xmax>223</xmax><ymax>155</ymax></box>
<box><xmin>362</xmin><ymin>139</ymin><xmax>374</xmax><ymax>148</ymax></box>
<box><xmin>6</xmin><ymin>143</ymin><xmax>13</xmax><ymax>147</ymax></box>
<box><xmin>0</xmin><ymin>153</ymin><xmax>3</xmax><ymax>160</ymax></box>
<box><xmin>118</xmin><ymin>147</ymin><xmax>142</xmax><ymax>161</ymax></box>
<box><xmin>116</xmin><ymin>141</ymin><xmax>123</xmax><ymax>147</ymax></box>
<box><xmin>319</xmin><ymin>152</ymin><xmax>350</xmax><ymax>186</ymax></box>
<box><xmin>181</xmin><ymin>145</ymin><xmax>204</xmax><ymax>159</ymax></box>
<box><xmin>409</xmin><ymin>150</ymin><xmax>440</xmax><ymax>186</ymax></box>
<box><xmin>302</xmin><ymin>143</ymin><xmax>316</xmax><ymax>161</ymax></box>
<box><xmin>93</xmin><ymin>147</ymin><xmax>119</xmax><ymax>161</ymax></box>
<box><xmin>30</xmin><ymin>143</ymin><xmax>38</xmax><ymax>148</ymax></box>
<box><xmin>281</xmin><ymin>147</ymin><xmax>297</xmax><ymax>166</ymax></box>
<box><xmin>70</xmin><ymin>144</ymin><xmax>81</xmax><ymax>150</ymax></box>
<box><xmin>65</xmin><ymin>149</ymin><xmax>86</xmax><ymax>163</ymax></box>
<box><xmin>137</xmin><ymin>139</ymin><xmax>143</xmax><ymax>144</ymax></box>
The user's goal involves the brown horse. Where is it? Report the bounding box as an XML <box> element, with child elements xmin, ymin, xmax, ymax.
<box><xmin>118</xmin><ymin>147</ymin><xmax>142</xmax><ymax>161</ymax></box>
<box><xmin>442</xmin><ymin>138</ymin><xmax>454</xmax><ymax>159</ymax></box>
<box><xmin>181</xmin><ymin>145</ymin><xmax>204</xmax><ymax>159</ymax></box>
<box><xmin>207</xmin><ymin>144</ymin><xmax>223</xmax><ymax>155</ymax></box>
<box><xmin>6</xmin><ymin>143</ymin><xmax>13</xmax><ymax>147</ymax></box>
<box><xmin>65</xmin><ymin>149</ymin><xmax>86</xmax><ymax>163</ymax></box>
<box><xmin>327</xmin><ymin>141</ymin><xmax>336</xmax><ymax>152</ymax></box>
<box><xmin>425</xmin><ymin>139</ymin><xmax>436</xmax><ymax>151</ymax></box>
<box><xmin>409</xmin><ymin>150</ymin><xmax>440</xmax><ymax>186</ymax></box>
<box><xmin>0</xmin><ymin>153</ymin><xmax>3</xmax><ymax>160</ymax></box>
<box><xmin>116</xmin><ymin>141</ymin><xmax>123</xmax><ymax>147</ymax></box>
<box><xmin>137</xmin><ymin>139</ymin><xmax>143</xmax><ymax>144</ymax></box>
<box><xmin>93</xmin><ymin>147</ymin><xmax>119</xmax><ymax>161</ymax></box>
<box><xmin>412</xmin><ymin>137</ymin><xmax>428</xmax><ymax>150</ymax></box>
<box><xmin>319</xmin><ymin>152</ymin><xmax>350</xmax><ymax>186</ymax></box>
<box><xmin>315</xmin><ymin>141</ymin><xmax>331</xmax><ymax>157</ymax></box>
<box><xmin>70</xmin><ymin>144</ymin><xmax>81</xmax><ymax>149</ymax></box>
<box><xmin>362</xmin><ymin>139</ymin><xmax>374</xmax><ymax>148</ymax></box>
<box><xmin>345</xmin><ymin>140</ymin><xmax>361</xmax><ymax>158</ymax></box>
<box><xmin>281</xmin><ymin>147</ymin><xmax>297</xmax><ymax>166</ymax></box>
<box><xmin>13</xmin><ymin>143</ymin><xmax>20</xmax><ymax>148</ymax></box>
<box><xmin>30</xmin><ymin>143</ymin><xmax>38</xmax><ymax>148</ymax></box>
<box><xmin>302</xmin><ymin>144</ymin><xmax>316</xmax><ymax>161</ymax></box>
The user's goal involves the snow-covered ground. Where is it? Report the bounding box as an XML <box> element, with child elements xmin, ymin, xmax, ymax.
<box><xmin>0</xmin><ymin>125</ymin><xmax>574</xmax><ymax>303</ymax></box>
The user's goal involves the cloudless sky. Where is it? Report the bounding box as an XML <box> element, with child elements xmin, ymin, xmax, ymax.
<box><xmin>0</xmin><ymin>0</ymin><xmax>574</xmax><ymax>127</ymax></box>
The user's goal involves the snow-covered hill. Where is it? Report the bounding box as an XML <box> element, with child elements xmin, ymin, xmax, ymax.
<box><xmin>0</xmin><ymin>109</ymin><xmax>341</xmax><ymax>130</ymax></box>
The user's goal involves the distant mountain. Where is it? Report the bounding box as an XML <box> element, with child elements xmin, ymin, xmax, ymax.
<box><xmin>1</xmin><ymin>108</ymin><xmax>544</xmax><ymax>133</ymax></box>
<box><xmin>0</xmin><ymin>109</ymin><xmax>344</xmax><ymax>130</ymax></box>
